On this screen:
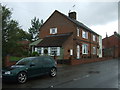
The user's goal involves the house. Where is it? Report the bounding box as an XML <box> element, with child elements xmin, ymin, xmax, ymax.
<box><xmin>34</xmin><ymin>10</ymin><xmax>102</xmax><ymax>60</ymax></box>
<box><xmin>17</xmin><ymin>40</ymin><xmax>31</xmax><ymax>56</ymax></box>
<box><xmin>29</xmin><ymin>39</ymin><xmax>42</xmax><ymax>53</ymax></box>
<box><xmin>102</xmin><ymin>32</ymin><xmax>120</xmax><ymax>58</ymax></box>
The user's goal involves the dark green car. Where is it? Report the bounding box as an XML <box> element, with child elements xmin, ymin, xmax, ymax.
<box><xmin>2</xmin><ymin>56</ymin><xmax>57</xmax><ymax>83</ymax></box>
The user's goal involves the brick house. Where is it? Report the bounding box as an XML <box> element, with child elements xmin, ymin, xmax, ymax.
<box><xmin>35</xmin><ymin>10</ymin><xmax>102</xmax><ymax>60</ymax></box>
<box><xmin>102</xmin><ymin>32</ymin><xmax>120</xmax><ymax>58</ymax></box>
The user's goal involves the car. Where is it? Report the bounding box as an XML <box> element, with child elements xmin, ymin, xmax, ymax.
<box><xmin>2</xmin><ymin>56</ymin><xmax>57</xmax><ymax>84</ymax></box>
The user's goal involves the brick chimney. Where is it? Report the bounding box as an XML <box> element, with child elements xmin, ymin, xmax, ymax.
<box><xmin>68</xmin><ymin>11</ymin><xmax>76</xmax><ymax>20</ymax></box>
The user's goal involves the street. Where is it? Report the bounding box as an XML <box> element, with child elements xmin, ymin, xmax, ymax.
<box><xmin>2</xmin><ymin>59</ymin><xmax>118</xmax><ymax>88</ymax></box>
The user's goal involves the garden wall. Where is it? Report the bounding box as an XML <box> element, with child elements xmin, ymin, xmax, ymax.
<box><xmin>70</xmin><ymin>57</ymin><xmax>113</xmax><ymax>65</ymax></box>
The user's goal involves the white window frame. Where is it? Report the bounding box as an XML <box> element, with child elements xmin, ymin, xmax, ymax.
<box><xmin>77</xmin><ymin>27</ymin><xmax>80</xmax><ymax>36</ymax></box>
<box><xmin>93</xmin><ymin>47</ymin><xmax>96</xmax><ymax>54</ymax></box>
<box><xmin>70</xmin><ymin>49</ymin><xmax>73</xmax><ymax>56</ymax></box>
<box><xmin>82</xmin><ymin>44</ymin><xmax>88</xmax><ymax>54</ymax></box>
<box><xmin>41</xmin><ymin>47</ymin><xmax>44</xmax><ymax>55</ymax></box>
<box><xmin>93</xmin><ymin>35</ymin><xmax>96</xmax><ymax>41</ymax></box>
<box><xmin>82</xmin><ymin>30</ymin><xmax>88</xmax><ymax>39</ymax></box>
<box><xmin>50</xmin><ymin>47</ymin><xmax>60</xmax><ymax>56</ymax></box>
<box><xmin>50</xmin><ymin>28</ymin><xmax>57</xmax><ymax>34</ymax></box>
<box><xmin>77</xmin><ymin>45</ymin><xmax>80</xmax><ymax>59</ymax></box>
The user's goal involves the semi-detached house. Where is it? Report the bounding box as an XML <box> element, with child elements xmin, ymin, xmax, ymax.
<box><xmin>33</xmin><ymin>10</ymin><xmax>102</xmax><ymax>60</ymax></box>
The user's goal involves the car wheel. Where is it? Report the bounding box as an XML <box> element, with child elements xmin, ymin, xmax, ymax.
<box><xmin>17</xmin><ymin>72</ymin><xmax>27</xmax><ymax>84</ymax></box>
<box><xmin>49</xmin><ymin>68</ymin><xmax>57</xmax><ymax>77</ymax></box>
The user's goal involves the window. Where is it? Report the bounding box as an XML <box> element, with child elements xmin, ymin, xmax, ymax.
<box><xmin>93</xmin><ymin>35</ymin><xmax>96</xmax><ymax>41</ymax></box>
<box><xmin>93</xmin><ymin>47</ymin><xmax>96</xmax><ymax>54</ymax></box>
<box><xmin>50</xmin><ymin>47</ymin><xmax>60</xmax><ymax>56</ymax></box>
<box><xmin>82</xmin><ymin>30</ymin><xmax>88</xmax><ymax>39</ymax></box>
<box><xmin>51</xmin><ymin>47</ymin><xmax>57</xmax><ymax>56</ymax></box>
<box><xmin>82</xmin><ymin>44</ymin><xmax>88</xmax><ymax>54</ymax></box>
<box><xmin>77</xmin><ymin>27</ymin><xmax>80</xmax><ymax>36</ymax></box>
<box><xmin>50</xmin><ymin>28</ymin><xmax>57</xmax><ymax>34</ymax></box>
<box><xmin>37</xmin><ymin>48</ymin><xmax>41</xmax><ymax>54</ymax></box>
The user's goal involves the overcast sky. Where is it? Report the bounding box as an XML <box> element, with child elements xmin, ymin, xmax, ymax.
<box><xmin>2</xmin><ymin>1</ymin><xmax>118</xmax><ymax>38</ymax></box>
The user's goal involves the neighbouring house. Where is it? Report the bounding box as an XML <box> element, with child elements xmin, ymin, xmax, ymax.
<box><xmin>17</xmin><ymin>40</ymin><xmax>31</xmax><ymax>56</ymax></box>
<box><xmin>32</xmin><ymin>10</ymin><xmax>102</xmax><ymax>60</ymax></box>
<box><xmin>102</xmin><ymin>31</ymin><xmax>120</xmax><ymax>58</ymax></box>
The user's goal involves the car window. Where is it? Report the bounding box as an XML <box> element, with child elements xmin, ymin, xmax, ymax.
<box><xmin>31</xmin><ymin>58</ymin><xmax>39</xmax><ymax>64</ymax></box>
<box><xmin>43</xmin><ymin>57</ymin><xmax>52</xmax><ymax>65</ymax></box>
<box><xmin>33</xmin><ymin>57</ymin><xmax>43</xmax><ymax>65</ymax></box>
<box><xmin>16</xmin><ymin>58</ymin><xmax>32</xmax><ymax>65</ymax></box>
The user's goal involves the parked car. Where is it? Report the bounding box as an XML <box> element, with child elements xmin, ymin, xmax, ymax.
<box><xmin>2</xmin><ymin>56</ymin><xmax>57</xmax><ymax>83</ymax></box>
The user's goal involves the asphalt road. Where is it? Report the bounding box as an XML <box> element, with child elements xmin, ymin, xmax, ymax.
<box><xmin>2</xmin><ymin>59</ymin><xmax>119</xmax><ymax>88</ymax></box>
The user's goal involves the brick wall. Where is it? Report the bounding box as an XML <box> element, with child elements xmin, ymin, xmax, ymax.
<box><xmin>39</xmin><ymin>11</ymin><xmax>76</xmax><ymax>39</ymax></box>
<box><xmin>70</xmin><ymin>57</ymin><xmax>113</xmax><ymax>65</ymax></box>
<box><xmin>4</xmin><ymin>55</ymin><xmax>16</xmax><ymax>67</ymax></box>
<box><xmin>102</xmin><ymin>34</ymin><xmax>120</xmax><ymax>57</ymax></box>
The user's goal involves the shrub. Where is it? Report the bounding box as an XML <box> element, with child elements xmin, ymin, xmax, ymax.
<box><xmin>31</xmin><ymin>52</ymin><xmax>39</xmax><ymax>56</ymax></box>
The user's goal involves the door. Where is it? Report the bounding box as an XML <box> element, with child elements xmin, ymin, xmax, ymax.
<box><xmin>28</xmin><ymin>58</ymin><xmax>43</xmax><ymax>77</ymax></box>
<box><xmin>77</xmin><ymin>45</ymin><xmax>80</xmax><ymax>59</ymax></box>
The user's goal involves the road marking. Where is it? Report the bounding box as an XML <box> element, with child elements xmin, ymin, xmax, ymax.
<box><xmin>73</xmin><ymin>74</ymin><xmax>90</xmax><ymax>81</ymax></box>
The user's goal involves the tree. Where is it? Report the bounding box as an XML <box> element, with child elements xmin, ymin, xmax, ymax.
<box><xmin>2</xmin><ymin>5</ymin><xmax>31</xmax><ymax>58</ymax></box>
<box><xmin>28</xmin><ymin>17</ymin><xmax>43</xmax><ymax>41</ymax></box>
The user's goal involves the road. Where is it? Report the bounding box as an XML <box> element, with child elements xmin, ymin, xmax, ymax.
<box><xmin>2</xmin><ymin>59</ymin><xmax>118</xmax><ymax>88</ymax></box>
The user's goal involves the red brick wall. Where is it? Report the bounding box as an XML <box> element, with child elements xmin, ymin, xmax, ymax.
<box><xmin>75</xmin><ymin>27</ymin><xmax>99</xmax><ymax>58</ymax></box>
<box><xmin>5</xmin><ymin>55</ymin><xmax>16</xmax><ymax>67</ymax></box>
<box><xmin>71</xmin><ymin>57</ymin><xmax>113</xmax><ymax>65</ymax></box>
<box><xmin>63</xmin><ymin>35</ymin><xmax>74</xmax><ymax>59</ymax></box>
<box><xmin>39</xmin><ymin>11</ymin><xmax>76</xmax><ymax>39</ymax></box>
<box><xmin>102</xmin><ymin>35</ymin><xmax>120</xmax><ymax>57</ymax></box>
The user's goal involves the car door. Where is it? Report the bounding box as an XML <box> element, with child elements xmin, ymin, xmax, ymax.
<box><xmin>42</xmin><ymin>57</ymin><xmax>53</xmax><ymax>73</ymax></box>
<box><xmin>27</xmin><ymin>58</ymin><xmax>41</xmax><ymax>77</ymax></box>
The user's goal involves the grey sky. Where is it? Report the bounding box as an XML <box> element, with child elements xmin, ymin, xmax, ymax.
<box><xmin>2</xmin><ymin>1</ymin><xmax>118</xmax><ymax>38</ymax></box>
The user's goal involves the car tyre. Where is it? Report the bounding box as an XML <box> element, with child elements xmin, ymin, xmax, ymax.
<box><xmin>17</xmin><ymin>72</ymin><xmax>27</xmax><ymax>84</ymax></box>
<box><xmin>49</xmin><ymin>68</ymin><xmax>57</xmax><ymax>77</ymax></box>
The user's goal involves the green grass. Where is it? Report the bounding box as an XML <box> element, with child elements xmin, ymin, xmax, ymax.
<box><xmin>10</xmin><ymin>56</ymin><xmax>23</xmax><ymax>62</ymax></box>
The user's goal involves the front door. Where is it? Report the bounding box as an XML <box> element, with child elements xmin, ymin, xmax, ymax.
<box><xmin>77</xmin><ymin>45</ymin><xmax>80</xmax><ymax>59</ymax></box>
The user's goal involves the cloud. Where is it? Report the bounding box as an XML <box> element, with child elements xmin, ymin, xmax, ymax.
<box><xmin>76</xmin><ymin>2</ymin><xmax>118</xmax><ymax>26</ymax></box>
<box><xmin>90</xmin><ymin>20</ymin><xmax>118</xmax><ymax>38</ymax></box>
<box><xmin>2</xmin><ymin>2</ymin><xmax>118</xmax><ymax>34</ymax></box>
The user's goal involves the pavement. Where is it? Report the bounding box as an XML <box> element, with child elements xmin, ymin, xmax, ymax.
<box><xmin>2</xmin><ymin>59</ymin><xmax>119</xmax><ymax>88</ymax></box>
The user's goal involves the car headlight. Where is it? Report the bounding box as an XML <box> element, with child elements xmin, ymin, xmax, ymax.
<box><xmin>5</xmin><ymin>71</ymin><xmax>11</xmax><ymax>75</ymax></box>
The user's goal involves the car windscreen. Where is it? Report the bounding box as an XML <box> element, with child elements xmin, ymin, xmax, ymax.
<box><xmin>16</xmin><ymin>58</ymin><xmax>32</xmax><ymax>65</ymax></box>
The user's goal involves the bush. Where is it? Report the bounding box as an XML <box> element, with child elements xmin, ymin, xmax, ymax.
<box><xmin>10</xmin><ymin>56</ymin><xmax>23</xmax><ymax>61</ymax></box>
<box><xmin>31</xmin><ymin>52</ymin><xmax>39</xmax><ymax>56</ymax></box>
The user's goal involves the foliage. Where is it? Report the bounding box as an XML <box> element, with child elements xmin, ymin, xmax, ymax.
<box><xmin>10</xmin><ymin>56</ymin><xmax>23</xmax><ymax>61</ymax></box>
<box><xmin>31</xmin><ymin>52</ymin><xmax>39</xmax><ymax>56</ymax></box>
<box><xmin>28</xmin><ymin>17</ymin><xmax>43</xmax><ymax>41</ymax></box>
<box><xmin>2</xmin><ymin>5</ymin><xmax>31</xmax><ymax>58</ymax></box>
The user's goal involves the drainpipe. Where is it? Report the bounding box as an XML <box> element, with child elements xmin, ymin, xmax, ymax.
<box><xmin>90</xmin><ymin>33</ymin><xmax>91</xmax><ymax>58</ymax></box>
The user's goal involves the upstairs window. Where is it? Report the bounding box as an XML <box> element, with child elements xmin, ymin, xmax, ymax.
<box><xmin>82</xmin><ymin>30</ymin><xmax>88</xmax><ymax>39</ymax></box>
<box><xmin>50</xmin><ymin>28</ymin><xmax>57</xmax><ymax>34</ymax></box>
<box><xmin>77</xmin><ymin>27</ymin><xmax>80</xmax><ymax>36</ymax></box>
<box><xmin>93</xmin><ymin>35</ymin><xmax>96</xmax><ymax>41</ymax></box>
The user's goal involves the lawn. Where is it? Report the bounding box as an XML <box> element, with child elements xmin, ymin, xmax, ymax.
<box><xmin>10</xmin><ymin>56</ymin><xmax>23</xmax><ymax>62</ymax></box>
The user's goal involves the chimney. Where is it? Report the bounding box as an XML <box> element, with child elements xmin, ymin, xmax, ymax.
<box><xmin>68</xmin><ymin>11</ymin><xmax>76</xmax><ymax>20</ymax></box>
<box><xmin>114</xmin><ymin>31</ymin><xmax>117</xmax><ymax>35</ymax></box>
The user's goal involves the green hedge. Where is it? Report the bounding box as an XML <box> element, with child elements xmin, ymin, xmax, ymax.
<box><xmin>10</xmin><ymin>56</ymin><xmax>23</xmax><ymax>62</ymax></box>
